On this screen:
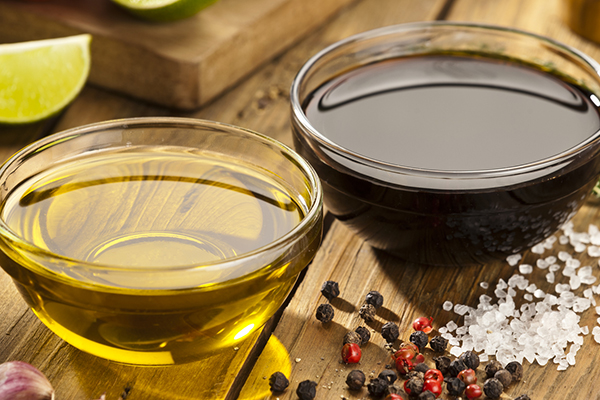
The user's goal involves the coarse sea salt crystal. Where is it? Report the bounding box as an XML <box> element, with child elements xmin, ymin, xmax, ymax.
<box><xmin>589</xmin><ymin>246</ymin><xmax>600</xmax><ymax>257</ymax></box>
<box><xmin>519</xmin><ymin>264</ymin><xmax>533</xmax><ymax>274</ymax></box>
<box><xmin>507</xmin><ymin>254</ymin><xmax>522</xmax><ymax>266</ymax></box>
<box><xmin>546</xmin><ymin>272</ymin><xmax>555</xmax><ymax>284</ymax></box>
<box><xmin>559</xmin><ymin>235</ymin><xmax>569</xmax><ymax>245</ymax></box>
<box><xmin>443</xmin><ymin>301</ymin><xmax>453</xmax><ymax>311</ymax></box>
<box><xmin>531</xmin><ymin>243</ymin><xmax>545</xmax><ymax>254</ymax></box>
<box><xmin>558</xmin><ymin>251</ymin><xmax>571</xmax><ymax>261</ymax></box>
<box><xmin>480</xmin><ymin>282</ymin><xmax>489</xmax><ymax>289</ymax></box>
<box><xmin>536</xmin><ymin>259</ymin><xmax>549</xmax><ymax>270</ymax></box>
<box><xmin>524</xmin><ymin>293</ymin><xmax>533</xmax><ymax>301</ymax></box>
<box><xmin>575</xmin><ymin>243</ymin><xmax>587</xmax><ymax>253</ymax></box>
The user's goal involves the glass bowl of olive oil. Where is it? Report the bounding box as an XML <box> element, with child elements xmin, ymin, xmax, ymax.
<box><xmin>0</xmin><ymin>117</ymin><xmax>323</xmax><ymax>365</ymax></box>
<box><xmin>291</xmin><ymin>22</ymin><xmax>600</xmax><ymax>266</ymax></box>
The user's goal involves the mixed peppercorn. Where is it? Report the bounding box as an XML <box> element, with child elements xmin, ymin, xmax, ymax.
<box><xmin>267</xmin><ymin>281</ymin><xmax>530</xmax><ymax>399</ymax></box>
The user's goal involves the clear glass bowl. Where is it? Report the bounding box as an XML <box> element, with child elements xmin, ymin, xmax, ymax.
<box><xmin>0</xmin><ymin>117</ymin><xmax>323</xmax><ymax>364</ymax></box>
<box><xmin>291</xmin><ymin>22</ymin><xmax>600</xmax><ymax>266</ymax></box>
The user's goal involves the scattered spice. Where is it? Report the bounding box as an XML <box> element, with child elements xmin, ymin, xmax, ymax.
<box><xmin>413</xmin><ymin>363</ymin><xmax>430</xmax><ymax>373</ymax></box>
<box><xmin>457</xmin><ymin>368</ymin><xmax>477</xmax><ymax>385</ymax></box>
<box><xmin>403</xmin><ymin>376</ymin><xmax>424</xmax><ymax>396</ymax></box>
<box><xmin>355</xmin><ymin>326</ymin><xmax>371</xmax><ymax>345</ymax></box>
<box><xmin>505</xmin><ymin>361</ymin><xmax>523</xmax><ymax>382</ymax></box>
<box><xmin>343</xmin><ymin>331</ymin><xmax>362</xmax><ymax>346</ymax></box>
<box><xmin>423</xmin><ymin>369</ymin><xmax>443</xmax><ymax>385</ymax></box>
<box><xmin>321</xmin><ymin>281</ymin><xmax>340</xmax><ymax>301</ymax></box>
<box><xmin>359</xmin><ymin>303</ymin><xmax>377</xmax><ymax>322</ymax></box>
<box><xmin>484</xmin><ymin>360</ymin><xmax>502</xmax><ymax>378</ymax></box>
<box><xmin>483</xmin><ymin>378</ymin><xmax>504</xmax><ymax>399</ymax></box>
<box><xmin>384</xmin><ymin>394</ymin><xmax>403</xmax><ymax>400</ymax></box>
<box><xmin>429</xmin><ymin>335</ymin><xmax>448</xmax><ymax>353</ymax></box>
<box><xmin>422</xmin><ymin>379</ymin><xmax>442</xmax><ymax>397</ymax></box>
<box><xmin>381</xmin><ymin>322</ymin><xmax>400</xmax><ymax>343</ymax></box>
<box><xmin>493</xmin><ymin>369</ymin><xmax>512</xmax><ymax>388</ymax></box>
<box><xmin>268</xmin><ymin>372</ymin><xmax>289</xmax><ymax>393</ymax></box>
<box><xmin>514</xmin><ymin>395</ymin><xmax>531</xmax><ymax>400</ymax></box>
<box><xmin>409</xmin><ymin>330</ymin><xmax>428</xmax><ymax>351</ymax></box>
<box><xmin>377</xmin><ymin>369</ymin><xmax>397</xmax><ymax>385</ymax></box>
<box><xmin>365</xmin><ymin>290</ymin><xmax>384</xmax><ymax>308</ymax></box>
<box><xmin>446</xmin><ymin>377</ymin><xmax>466</xmax><ymax>396</ymax></box>
<box><xmin>341</xmin><ymin>343</ymin><xmax>361</xmax><ymax>364</ymax></box>
<box><xmin>433</xmin><ymin>355</ymin><xmax>451</xmax><ymax>376</ymax></box>
<box><xmin>367</xmin><ymin>377</ymin><xmax>389</xmax><ymax>397</ymax></box>
<box><xmin>407</xmin><ymin>370</ymin><xmax>424</xmax><ymax>380</ymax></box>
<box><xmin>412</xmin><ymin>316</ymin><xmax>433</xmax><ymax>333</ymax></box>
<box><xmin>448</xmin><ymin>359</ymin><xmax>468</xmax><ymax>377</ymax></box>
<box><xmin>465</xmin><ymin>383</ymin><xmax>483</xmax><ymax>399</ymax></box>
<box><xmin>418</xmin><ymin>390</ymin><xmax>436</xmax><ymax>400</ymax></box>
<box><xmin>316</xmin><ymin>303</ymin><xmax>334</xmax><ymax>323</ymax></box>
<box><xmin>296</xmin><ymin>380</ymin><xmax>317</xmax><ymax>400</ymax></box>
<box><xmin>345</xmin><ymin>369</ymin><xmax>365</xmax><ymax>390</ymax></box>
<box><xmin>459</xmin><ymin>351</ymin><xmax>480</xmax><ymax>370</ymax></box>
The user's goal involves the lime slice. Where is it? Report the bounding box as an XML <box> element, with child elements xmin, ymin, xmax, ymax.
<box><xmin>0</xmin><ymin>35</ymin><xmax>91</xmax><ymax>124</ymax></box>
<box><xmin>111</xmin><ymin>0</ymin><xmax>220</xmax><ymax>22</ymax></box>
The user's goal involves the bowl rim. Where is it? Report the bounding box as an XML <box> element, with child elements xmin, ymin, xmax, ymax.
<box><xmin>290</xmin><ymin>21</ymin><xmax>600</xmax><ymax>180</ymax></box>
<box><xmin>0</xmin><ymin>116</ymin><xmax>323</xmax><ymax>274</ymax></box>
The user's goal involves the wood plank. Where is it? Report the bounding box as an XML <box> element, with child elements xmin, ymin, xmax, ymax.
<box><xmin>0</xmin><ymin>0</ymin><xmax>356</xmax><ymax>110</ymax></box>
<box><xmin>236</xmin><ymin>0</ymin><xmax>456</xmax><ymax>398</ymax></box>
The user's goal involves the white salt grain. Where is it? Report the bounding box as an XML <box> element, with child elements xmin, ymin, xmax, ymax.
<box><xmin>589</xmin><ymin>246</ymin><xmax>600</xmax><ymax>257</ymax></box>
<box><xmin>531</xmin><ymin>243</ymin><xmax>545</xmax><ymax>254</ymax></box>
<box><xmin>443</xmin><ymin>301</ymin><xmax>453</xmax><ymax>311</ymax></box>
<box><xmin>519</xmin><ymin>264</ymin><xmax>533</xmax><ymax>274</ymax></box>
<box><xmin>570</xmin><ymin>275</ymin><xmax>582</xmax><ymax>290</ymax></box>
<box><xmin>524</xmin><ymin>293</ymin><xmax>533</xmax><ymax>301</ymax></box>
<box><xmin>535</xmin><ymin>260</ymin><xmax>549</xmax><ymax>270</ymax></box>
<box><xmin>558</xmin><ymin>251</ymin><xmax>571</xmax><ymax>261</ymax></box>
<box><xmin>549</xmin><ymin>264</ymin><xmax>561</xmax><ymax>272</ymax></box>
<box><xmin>559</xmin><ymin>235</ymin><xmax>569</xmax><ymax>245</ymax></box>
<box><xmin>575</xmin><ymin>242</ymin><xmax>587</xmax><ymax>253</ymax></box>
<box><xmin>566</xmin><ymin>258</ymin><xmax>581</xmax><ymax>269</ymax></box>
<box><xmin>479</xmin><ymin>282</ymin><xmax>489</xmax><ymax>289</ymax></box>
<box><xmin>546</xmin><ymin>272</ymin><xmax>555</xmax><ymax>284</ymax></box>
<box><xmin>506</xmin><ymin>254</ymin><xmax>522</xmax><ymax>266</ymax></box>
<box><xmin>534</xmin><ymin>289</ymin><xmax>545</xmax><ymax>299</ymax></box>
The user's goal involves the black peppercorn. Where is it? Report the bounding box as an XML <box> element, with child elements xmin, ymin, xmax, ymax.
<box><xmin>418</xmin><ymin>390</ymin><xmax>436</xmax><ymax>400</ymax></box>
<box><xmin>459</xmin><ymin>350</ymin><xmax>480</xmax><ymax>370</ymax></box>
<box><xmin>407</xmin><ymin>370</ymin><xmax>425</xmax><ymax>380</ymax></box>
<box><xmin>385</xmin><ymin>384</ymin><xmax>402</xmax><ymax>396</ymax></box>
<box><xmin>494</xmin><ymin>369</ymin><xmax>512</xmax><ymax>388</ymax></box>
<box><xmin>359</xmin><ymin>303</ymin><xmax>377</xmax><ymax>322</ymax></box>
<box><xmin>484</xmin><ymin>360</ymin><xmax>502</xmax><ymax>378</ymax></box>
<box><xmin>366</xmin><ymin>377</ymin><xmax>389</xmax><ymax>398</ymax></box>
<box><xmin>377</xmin><ymin>369</ymin><xmax>397</xmax><ymax>385</ymax></box>
<box><xmin>413</xmin><ymin>363</ymin><xmax>430</xmax><ymax>373</ymax></box>
<box><xmin>429</xmin><ymin>335</ymin><xmax>448</xmax><ymax>353</ymax></box>
<box><xmin>445</xmin><ymin>377</ymin><xmax>466</xmax><ymax>396</ymax></box>
<box><xmin>483</xmin><ymin>378</ymin><xmax>504</xmax><ymax>399</ymax></box>
<box><xmin>409</xmin><ymin>330</ymin><xmax>428</xmax><ymax>351</ymax></box>
<box><xmin>448</xmin><ymin>359</ymin><xmax>467</xmax><ymax>377</ymax></box>
<box><xmin>268</xmin><ymin>371</ymin><xmax>289</xmax><ymax>393</ymax></box>
<box><xmin>505</xmin><ymin>361</ymin><xmax>523</xmax><ymax>382</ymax></box>
<box><xmin>355</xmin><ymin>326</ymin><xmax>371</xmax><ymax>345</ymax></box>
<box><xmin>320</xmin><ymin>280</ymin><xmax>340</xmax><ymax>301</ymax></box>
<box><xmin>296</xmin><ymin>380</ymin><xmax>317</xmax><ymax>400</ymax></box>
<box><xmin>315</xmin><ymin>303</ymin><xmax>334</xmax><ymax>323</ymax></box>
<box><xmin>433</xmin><ymin>355</ymin><xmax>451</xmax><ymax>376</ymax></box>
<box><xmin>381</xmin><ymin>322</ymin><xmax>400</xmax><ymax>343</ymax></box>
<box><xmin>345</xmin><ymin>369</ymin><xmax>365</xmax><ymax>391</ymax></box>
<box><xmin>514</xmin><ymin>395</ymin><xmax>531</xmax><ymax>400</ymax></box>
<box><xmin>343</xmin><ymin>331</ymin><xmax>362</xmax><ymax>346</ymax></box>
<box><xmin>365</xmin><ymin>290</ymin><xmax>384</xmax><ymax>308</ymax></box>
<box><xmin>405</xmin><ymin>376</ymin><xmax>424</xmax><ymax>396</ymax></box>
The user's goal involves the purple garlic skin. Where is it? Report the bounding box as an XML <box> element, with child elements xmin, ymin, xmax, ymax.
<box><xmin>0</xmin><ymin>361</ymin><xmax>54</xmax><ymax>400</ymax></box>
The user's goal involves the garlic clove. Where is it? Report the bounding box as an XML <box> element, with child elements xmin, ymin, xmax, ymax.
<box><xmin>0</xmin><ymin>361</ymin><xmax>54</xmax><ymax>400</ymax></box>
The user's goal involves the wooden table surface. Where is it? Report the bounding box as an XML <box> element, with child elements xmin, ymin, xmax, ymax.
<box><xmin>2</xmin><ymin>0</ymin><xmax>600</xmax><ymax>399</ymax></box>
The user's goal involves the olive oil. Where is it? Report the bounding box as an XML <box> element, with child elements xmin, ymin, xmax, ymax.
<box><xmin>0</xmin><ymin>149</ymin><xmax>314</xmax><ymax>364</ymax></box>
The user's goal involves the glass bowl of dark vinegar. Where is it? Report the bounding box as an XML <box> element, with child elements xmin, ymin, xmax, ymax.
<box><xmin>0</xmin><ymin>117</ymin><xmax>323</xmax><ymax>364</ymax></box>
<box><xmin>291</xmin><ymin>22</ymin><xmax>600</xmax><ymax>266</ymax></box>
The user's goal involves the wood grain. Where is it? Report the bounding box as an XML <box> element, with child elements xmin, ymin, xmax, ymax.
<box><xmin>0</xmin><ymin>0</ymin><xmax>356</xmax><ymax>109</ymax></box>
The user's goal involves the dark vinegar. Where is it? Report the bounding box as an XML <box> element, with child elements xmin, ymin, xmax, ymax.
<box><xmin>296</xmin><ymin>54</ymin><xmax>600</xmax><ymax>265</ymax></box>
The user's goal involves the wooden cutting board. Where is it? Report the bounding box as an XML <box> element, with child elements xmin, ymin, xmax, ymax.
<box><xmin>0</xmin><ymin>0</ymin><xmax>355</xmax><ymax>109</ymax></box>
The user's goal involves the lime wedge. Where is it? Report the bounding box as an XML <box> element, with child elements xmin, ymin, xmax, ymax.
<box><xmin>0</xmin><ymin>35</ymin><xmax>91</xmax><ymax>125</ymax></box>
<box><xmin>111</xmin><ymin>0</ymin><xmax>220</xmax><ymax>22</ymax></box>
